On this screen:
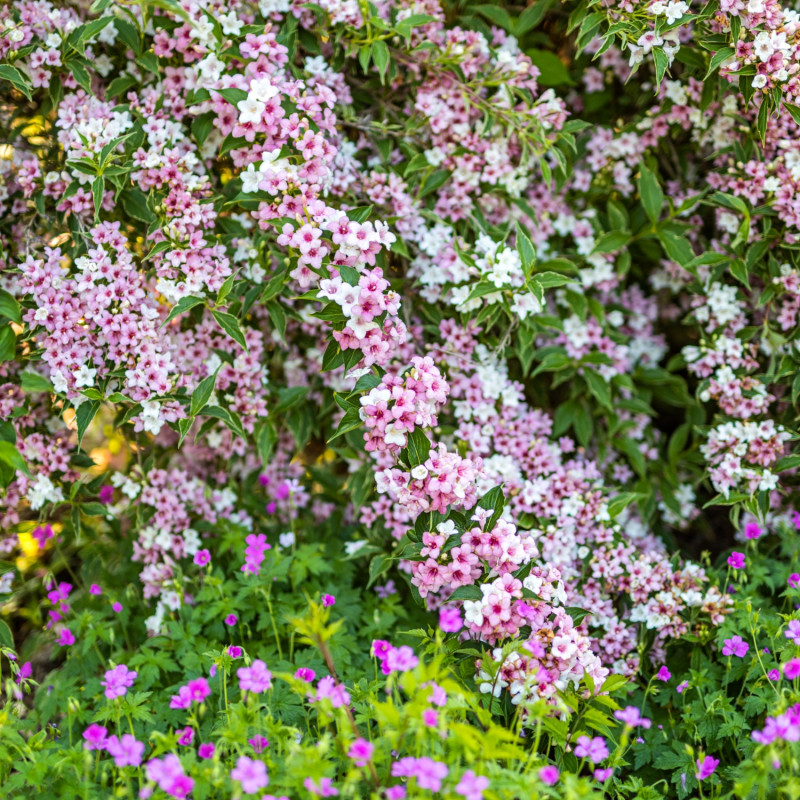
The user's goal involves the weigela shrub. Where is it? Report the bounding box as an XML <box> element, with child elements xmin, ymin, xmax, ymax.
<box><xmin>1</xmin><ymin>0</ymin><xmax>800</xmax><ymax>797</ymax></box>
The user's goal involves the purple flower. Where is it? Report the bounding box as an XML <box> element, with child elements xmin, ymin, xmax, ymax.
<box><xmin>455</xmin><ymin>770</ymin><xmax>489</xmax><ymax>800</ymax></box>
<box><xmin>784</xmin><ymin>658</ymin><xmax>800</xmax><ymax>679</ymax></box>
<box><xmin>385</xmin><ymin>788</ymin><xmax>406</xmax><ymax>800</ymax></box>
<box><xmin>82</xmin><ymin>724</ymin><xmax>108</xmax><ymax>750</ymax></box>
<box><xmin>98</xmin><ymin>485</ymin><xmax>114</xmax><ymax>504</ymax></box>
<box><xmin>539</xmin><ymin>766</ymin><xmax>559</xmax><ymax>786</ymax></box>
<box><xmin>177</xmin><ymin>726</ymin><xmax>194</xmax><ymax>746</ymax></box>
<box><xmin>304</xmin><ymin>777</ymin><xmax>338</xmax><ymax>797</ymax></box>
<box><xmin>231</xmin><ymin>756</ymin><xmax>269</xmax><ymax>794</ymax></box>
<box><xmin>112</xmin><ymin>602</ymin><xmax>122</xmax><ymax>613</ymax></box>
<box><xmin>198</xmin><ymin>742</ymin><xmax>215</xmax><ymax>759</ymax></box>
<box><xmin>790</xmin><ymin>573</ymin><xmax>800</xmax><ymax>589</ymax></box>
<box><xmin>146</xmin><ymin>754</ymin><xmax>193</xmax><ymax>799</ymax></box>
<box><xmin>769</xmin><ymin>669</ymin><xmax>781</xmax><ymax>681</ymax></box>
<box><xmin>785</xmin><ymin>620</ymin><xmax>800</xmax><ymax>645</ymax></box>
<box><xmin>194</xmin><ymin>549</ymin><xmax>211</xmax><ymax>566</ymax></box>
<box><xmin>744</xmin><ymin>522</ymin><xmax>762</xmax><ymax>539</ymax></box>
<box><xmin>237</xmin><ymin>659</ymin><xmax>272</xmax><ymax>693</ymax></box>
<box><xmin>696</xmin><ymin>755</ymin><xmax>719</xmax><ymax>780</ymax></box>
<box><xmin>439</xmin><ymin>606</ymin><xmax>463</xmax><ymax>633</ymax></box>
<box><xmin>57</xmin><ymin>628</ymin><xmax>75</xmax><ymax>646</ymax></box>
<box><xmin>656</xmin><ymin>666</ymin><xmax>671</xmax><ymax>682</ymax></box>
<box><xmin>677</xmin><ymin>680</ymin><xmax>689</xmax><ymax>693</ymax></box>
<box><xmin>89</xmin><ymin>584</ymin><xmax>102</xmax><ymax>595</ymax></box>
<box><xmin>614</xmin><ymin>706</ymin><xmax>651</xmax><ymax>729</ymax></box>
<box><xmin>574</xmin><ymin>735</ymin><xmax>609</xmax><ymax>763</ymax></box>
<box><xmin>721</xmin><ymin>635</ymin><xmax>749</xmax><ymax>657</ymax></box>
<box><xmin>249</xmin><ymin>735</ymin><xmax>269</xmax><ymax>753</ymax></box>
<box><xmin>727</xmin><ymin>551</ymin><xmax>745</xmax><ymax>569</ymax></box>
<box><xmin>102</xmin><ymin>664</ymin><xmax>137</xmax><ymax>699</ymax></box>
<box><xmin>322</xmin><ymin>593</ymin><xmax>335</xmax><ymax>607</ymax></box>
<box><xmin>105</xmin><ymin>733</ymin><xmax>145</xmax><ymax>767</ymax></box>
<box><xmin>295</xmin><ymin>667</ymin><xmax>315</xmax><ymax>682</ymax></box>
<box><xmin>594</xmin><ymin>768</ymin><xmax>613</xmax><ymax>782</ymax></box>
<box><xmin>228</xmin><ymin>646</ymin><xmax>243</xmax><ymax>658</ymax></box>
<box><xmin>347</xmin><ymin>738</ymin><xmax>374</xmax><ymax>767</ymax></box>
<box><xmin>225</xmin><ymin>614</ymin><xmax>237</xmax><ymax>626</ymax></box>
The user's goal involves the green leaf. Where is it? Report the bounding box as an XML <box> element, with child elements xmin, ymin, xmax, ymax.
<box><xmin>0</xmin><ymin>325</ymin><xmax>16</xmax><ymax>362</ymax></box>
<box><xmin>92</xmin><ymin>175</ymin><xmax>104</xmax><ymax>221</ymax></box>
<box><xmin>516</xmin><ymin>223</ymin><xmax>536</xmax><ymax>269</ymax></box>
<box><xmin>163</xmin><ymin>295</ymin><xmax>205</xmax><ymax>326</ymax></box>
<box><xmin>0</xmin><ymin>64</ymin><xmax>32</xmax><ymax>99</ymax></box>
<box><xmin>526</xmin><ymin>49</ymin><xmax>572</xmax><ymax>86</ymax></box>
<box><xmin>405</xmin><ymin>428</ymin><xmax>431</xmax><ymax>467</ymax></box>
<box><xmin>516</xmin><ymin>0</ymin><xmax>553</xmax><ymax>34</ymax></box>
<box><xmin>75</xmin><ymin>401</ymin><xmax>101</xmax><ymax>448</ymax></box>
<box><xmin>592</xmin><ymin>230</ymin><xmax>630</xmax><ymax>254</ymax></box>
<box><xmin>212</xmin><ymin>310</ymin><xmax>248</xmax><ymax>350</ymax></box>
<box><xmin>0</xmin><ymin>619</ymin><xmax>13</xmax><ymax>650</ymax></box>
<box><xmin>475</xmin><ymin>4</ymin><xmax>513</xmax><ymax>29</ymax></box>
<box><xmin>257</xmin><ymin>421</ymin><xmax>278</xmax><ymax>464</ymax></box>
<box><xmin>638</xmin><ymin>164</ymin><xmax>664</xmax><ymax>224</ymax></box>
<box><xmin>0</xmin><ymin>290</ymin><xmax>21</xmax><ymax>324</ymax></box>
<box><xmin>20</xmin><ymin>371</ymin><xmax>53</xmax><ymax>393</ymax></box>
<box><xmin>706</xmin><ymin>46</ymin><xmax>735</xmax><ymax>79</ymax></box>
<box><xmin>372</xmin><ymin>40</ymin><xmax>390</xmax><ymax>79</ymax></box>
<box><xmin>190</xmin><ymin>370</ymin><xmax>218</xmax><ymax>417</ymax></box>
<box><xmin>0</xmin><ymin>441</ymin><xmax>29</xmax><ymax>476</ymax></box>
<box><xmin>583</xmin><ymin>370</ymin><xmax>613</xmax><ymax>410</ymax></box>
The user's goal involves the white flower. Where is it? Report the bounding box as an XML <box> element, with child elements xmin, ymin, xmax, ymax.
<box><xmin>752</xmin><ymin>74</ymin><xmax>767</xmax><ymax>89</ymax></box>
<box><xmin>664</xmin><ymin>1</ymin><xmax>688</xmax><ymax>24</ymax></box>
<box><xmin>384</xmin><ymin>422</ymin><xmax>407</xmax><ymax>447</ymax></box>
<box><xmin>279</xmin><ymin>532</ymin><xmax>296</xmax><ymax>548</ymax></box>
<box><xmin>219</xmin><ymin>12</ymin><xmax>244</xmax><ymax>36</ymax></box>
<box><xmin>249</xmin><ymin>77</ymin><xmax>279</xmax><ymax>103</ymax></box>
<box><xmin>410</xmin><ymin>465</ymin><xmax>429</xmax><ymax>480</ymax></box>
<box><xmin>241</xmin><ymin>164</ymin><xmax>263</xmax><ymax>193</ymax></box>
<box><xmin>237</xmin><ymin>98</ymin><xmax>265</xmax><ymax>125</ymax></box>
<box><xmin>73</xmin><ymin>364</ymin><xmax>97</xmax><ymax>389</ymax></box>
<box><xmin>27</xmin><ymin>474</ymin><xmax>64</xmax><ymax>510</ymax></box>
<box><xmin>183</xmin><ymin>528</ymin><xmax>200</xmax><ymax>556</ymax></box>
<box><xmin>344</xmin><ymin>539</ymin><xmax>367</xmax><ymax>556</ymax></box>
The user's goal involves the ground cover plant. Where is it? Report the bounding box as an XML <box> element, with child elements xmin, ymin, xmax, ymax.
<box><xmin>2</xmin><ymin>0</ymin><xmax>800</xmax><ymax>796</ymax></box>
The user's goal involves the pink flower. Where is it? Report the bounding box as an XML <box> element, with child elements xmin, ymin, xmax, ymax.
<box><xmin>594</xmin><ymin>768</ymin><xmax>613</xmax><ymax>782</ymax></box>
<box><xmin>82</xmin><ymin>724</ymin><xmax>108</xmax><ymax>750</ymax></box>
<box><xmin>177</xmin><ymin>727</ymin><xmax>194</xmax><ymax>746</ymax></box>
<box><xmin>677</xmin><ymin>680</ymin><xmax>689</xmax><ymax>693</ymax></box>
<box><xmin>194</xmin><ymin>549</ymin><xmax>211</xmax><ymax>566</ymax></box>
<box><xmin>539</xmin><ymin>766</ymin><xmax>559</xmax><ymax>785</ymax></box>
<box><xmin>295</xmin><ymin>667</ymin><xmax>315</xmax><ymax>682</ymax></box>
<box><xmin>439</xmin><ymin>606</ymin><xmax>463</xmax><ymax>633</ymax></box>
<box><xmin>768</xmin><ymin>669</ymin><xmax>780</xmax><ymax>681</ymax></box>
<box><xmin>89</xmin><ymin>584</ymin><xmax>102</xmax><ymax>595</ymax></box>
<box><xmin>790</xmin><ymin>574</ymin><xmax>800</xmax><ymax>589</ymax></box>
<box><xmin>322</xmin><ymin>593</ymin><xmax>335</xmax><ymax>607</ymax></box>
<box><xmin>385</xmin><ymin>788</ymin><xmax>406</xmax><ymax>800</ymax></box>
<box><xmin>231</xmin><ymin>756</ymin><xmax>269</xmax><ymax>794</ymax></box>
<box><xmin>455</xmin><ymin>770</ymin><xmax>489</xmax><ymax>800</ymax></box>
<box><xmin>574</xmin><ymin>735</ymin><xmax>609</xmax><ymax>763</ymax></box>
<box><xmin>422</xmin><ymin>709</ymin><xmax>438</xmax><ymax>726</ymax></box>
<box><xmin>614</xmin><ymin>706</ymin><xmax>651</xmax><ymax>729</ymax></box>
<box><xmin>744</xmin><ymin>522</ymin><xmax>762</xmax><ymax>539</ymax></box>
<box><xmin>721</xmin><ymin>635</ymin><xmax>749</xmax><ymax>657</ymax></box>
<box><xmin>112</xmin><ymin>602</ymin><xmax>122</xmax><ymax>613</ymax></box>
<box><xmin>98</xmin><ymin>485</ymin><xmax>114</xmax><ymax>504</ymax></box>
<box><xmin>727</xmin><ymin>551</ymin><xmax>745</xmax><ymax>569</ymax></box>
<box><xmin>656</xmin><ymin>666</ymin><xmax>671</xmax><ymax>682</ymax></box>
<box><xmin>696</xmin><ymin>755</ymin><xmax>719</xmax><ymax>780</ymax></box>
<box><xmin>784</xmin><ymin>658</ymin><xmax>800</xmax><ymax>679</ymax></box>
<box><xmin>198</xmin><ymin>743</ymin><xmax>215</xmax><ymax>759</ymax></box>
<box><xmin>347</xmin><ymin>738</ymin><xmax>374</xmax><ymax>767</ymax></box>
<box><xmin>225</xmin><ymin>614</ymin><xmax>237</xmax><ymax>626</ymax></box>
<box><xmin>237</xmin><ymin>660</ymin><xmax>272</xmax><ymax>693</ymax></box>
<box><xmin>785</xmin><ymin>620</ymin><xmax>800</xmax><ymax>645</ymax></box>
<box><xmin>105</xmin><ymin>733</ymin><xmax>145</xmax><ymax>767</ymax></box>
<box><xmin>304</xmin><ymin>777</ymin><xmax>339</xmax><ymax>796</ymax></box>
<box><xmin>249</xmin><ymin>735</ymin><xmax>269</xmax><ymax>753</ymax></box>
<box><xmin>102</xmin><ymin>664</ymin><xmax>137</xmax><ymax>699</ymax></box>
<box><xmin>228</xmin><ymin>646</ymin><xmax>243</xmax><ymax>658</ymax></box>
<box><xmin>57</xmin><ymin>629</ymin><xmax>75</xmax><ymax>646</ymax></box>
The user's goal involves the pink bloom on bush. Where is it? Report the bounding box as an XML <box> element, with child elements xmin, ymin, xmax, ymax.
<box><xmin>721</xmin><ymin>635</ymin><xmax>749</xmax><ymax>657</ymax></box>
<box><xmin>696</xmin><ymin>755</ymin><xmax>719</xmax><ymax>780</ymax></box>
<box><xmin>347</xmin><ymin>738</ymin><xmax>374</xmax><ymax>767</ymax></box>
<box><xmin>231</xmin><ymin>756</ymin><xmax>269</xmax><ymax>794</ymax></box>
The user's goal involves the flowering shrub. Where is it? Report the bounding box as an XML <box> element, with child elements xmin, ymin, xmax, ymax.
<box><xmin>2</xmin><ymin>0</ymin><xmax>800</xmax><ymax>796</ymax></box>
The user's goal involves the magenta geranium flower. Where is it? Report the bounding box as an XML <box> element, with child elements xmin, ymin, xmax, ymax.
<box><xmin>721</xmin><ymin>635</ymin><xmax>749</xmax><ymax>657</ymax></box>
